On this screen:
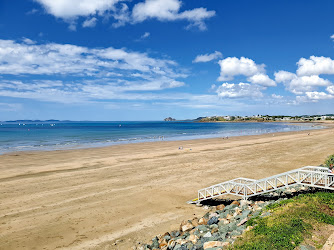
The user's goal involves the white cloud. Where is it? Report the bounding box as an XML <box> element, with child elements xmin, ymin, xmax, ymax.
<box><xmin>331</xmin><ymin>34</ymin><xmax>334</xmax><ymax>40</ymax></box>
<box><xmin>0</xmin><ymin>39</ymin><xmax>184</xmax><ymax>78</ymax></box>
<box><xmin>35</xmin><ymin>0</ymin><xmax>120</xmax><ymax>19</ymax></box>
<box><xmin>271</xmin><ymin>94</ymin><xmax>283</xmax><ymax>99</ymax></box>
<box><xmin>22</xmin><ymin>38</ymin><xmax>36</xmax><ymax>45</ymax></box>
<box><xmin>193</xmin><ymin>51</ymin><xmax>222</xmax><ymax>63</ymax></box>
<box><xmin>217</xmin><ymin>57</ymin><xmax>266</xmax><ymax>81</ymax></box>
<box><xmin>305</xmin><ymin>91</ymin><xmax>334</xmax><ymax>100</ymax></box>
<box><xmin>132</xmin><ymin>0</ymin><xmax>215</xmax><ymax>30</ymax></box>
<box><xmin>216</xmin><ymin>82</ymin><xmax>263</xmax><ymax>98</ymax></box>
<box><xmin>296</xmin><ymin>56</ymin><xmax>334</xmax><ymax>76</ymax></box>
<box><xmin>275</xmin><ymin>71</ymin><xmax>332</xmax><ymax>94</ymax></box>
<box><xmin>0</xmin><ymin>39</ymin><xmax>189</xmax><ymax>104</ymax></box>
<box><xmin>136</xmin><ymin>32</ymin><xmax>150</xmax><ymax>41</ymax></box>
<box><xmin>247</xmin><ymin>73</ymin><xmax>276</xmax><ymax>87</ymax></box>
<box><xmin>26</xmin><ymin>8</ymin><xmax>39</xmax><ymax>15</ymax></box>
<box><xmin>82</xmin><ymin>17</ymin><xmax>98</xmax><ymax>27</ymax></box>
<box><xmin>34</xmin><ymin>0</ymin><xmax>215</xmax><ymax>31</ymax></box>
<box><xmin>327</xmin><ymin>85</ymin><xmax>334</xmax><ymax>95</ymax></box>
<box><xmin>274</xmin><ymin>70</ymin><xmax>295</xmax><ymax>83</ymax></box>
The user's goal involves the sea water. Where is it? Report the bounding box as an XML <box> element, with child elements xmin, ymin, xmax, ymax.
<box><xmin>0</xmin><ymin>121</ymin><xmax>323</xmax><ymax>154</ymax></box>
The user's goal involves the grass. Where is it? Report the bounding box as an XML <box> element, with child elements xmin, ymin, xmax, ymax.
<box><xmin>231</xmin><ymin>192</ymin><xmax>334</xmax><ymax>250</ymax></box>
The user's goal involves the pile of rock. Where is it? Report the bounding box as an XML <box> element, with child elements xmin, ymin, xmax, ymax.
<box><xmin>135</xmin><ymin>185</ymin><xmax>312</xmax><ymax>250</ymax></box>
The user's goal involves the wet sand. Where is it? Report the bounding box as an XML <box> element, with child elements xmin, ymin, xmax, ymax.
<box><xmin>1</xmin><ymin>125</ymin><xmax>334</xmax><ymax>249</ymax></box>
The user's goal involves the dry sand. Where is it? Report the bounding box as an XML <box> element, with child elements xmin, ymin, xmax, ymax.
<box><xmin>1</xmin><ymin>125</ymin><xmax>334</xmax><ymax>249</ymax></box>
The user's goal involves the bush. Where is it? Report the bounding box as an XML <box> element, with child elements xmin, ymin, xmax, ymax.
<box><xmin>325</xmin><ymin>154</ymin><xmax>334</xmax><ymax>168</ymax></box>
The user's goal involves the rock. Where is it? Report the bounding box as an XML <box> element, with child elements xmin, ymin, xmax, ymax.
<box><xmin>151</xmin><ymin>237</ymin><xmax>159</xmax><ymax>249</ymax></box>
<box><xmin>322</xmin><ymin>231</ymin><xmax>334</xmax><ymax>250</ymax></box>
<box><xmin>188</xmin><ymin>234</ymin><xmax>199</xmax><ymax>244</ymax></box>
<box><xmin>203</xmin><ymin>205</ymin><xmax>210</xmax><ymax>210</ymax></box>
<box><xmin>242</xmin><ymin>210</ymin><xmax>252</xmax><ymax>217</ymax></box>
<box><xmin>170</xmin><ymin>231</ymin><xmax>180</xmax><ymax>238</ymax></box>
<box><xmin>209</xmin><ymin>212</ymin><xmax>219</xmax><ymax>218</ymax></box>
<box><xmin>197</xmin><ymin>225</ymin><xmax>208</xmax><ymax>232</ymax></box>
<box><xmin>218</xmin><ymin>218</ymin><xmax>229</xmax><ymax>226</ymax></box>
<box><xmin>192</xmin><ymin>217</ymin><xmax>199</xmax><ymax>227</ymax></box>
<box><xmin>181</xmin><ymin>222</ymin><xmax>194</xmax><ymax>232</ymax></box>
<box><xmin>231</xmin><ymin>200</ymin><xmax>240</xmax><ymax>206</ymax></box>
<box><xmin>167</xmin><ymin>239</ymin><xmax>176</xmax><ymax>249</ymax></box>
<box><xmin>198</xmin><ymin>217</ymin><xmax>208</xmax><ymax>225</ymax></box>
<box><xmin>211</xmin><ymin>227</ymin><xmax>219</xmax><ymax>234</ymax></box>
<box><xmin>245</xmin><ymin>226</ymin><xmax>253</xmax><ymax>232</ymax></box>
<box><xmin>224</xmin><ymin>204</ymin><xmax>237</xmax><ymax>211</ymax></box>
<box><xmin>164</xmin><ymin>235</ymin><xmax>171</xmax><ymax>241</ymax></box>
<box><xmin>226</xmin><ymin>214</ymin><xmax>233</xmax><ymax>220</ymax></box>
<box><xmin>298</xmin><ymin>244</ymin><xmax>316</xmax><ymax>250</ymax></box>
<box><xmin>203</xmin><ymin>232</ymin><xmax>212</xmax><ymax>238</ymax></box>
<box><xmin>218</xmin><ymin>211</ymin><xmax>229</xmax><ymax>218</ymax></box>
<box><xmin>203</xmin><ymin>241</ymin><xmax>229</xmax><ymax>249</ymax></box>
<box><xmin>230</xmin><ymin>230</ymin><xmax>242</xmax><ymax>237</ymax></box>
<box><xmin>237</xmin><ymin>217</ymin><xmax>248</xmax><ymax>226</ymax></box>
<box><xmin>159</xmin><ymin>239</ymin><xmax>168</xmax><ymax>248</ymax></box>
<box><xmin>196</xmin><ymin>203</ymin><xmax>203</xmax><ymax>207</ymax></box>
<box><xmin>227</xmin><ymin>222</ymin><xmax>237</xmax><ymax>231</ymax></box>
<box><xmin>207</xmin><ymin>216</ymin><xmax>219</xmax><ymax>225</ymax></box>
<box><xmin>216</xmin><ymin>204</ymin><xmax>225</xmax><ymax>211</ymax></box>
<box><xmin>239</xmin><ymin>200</ymin><xmax>250</xmax><ymax>207</ymax></box>
<box><xmin>175</xmin><ymin>239</ymin><xmax>187</xmax><ymax>245</ymax></box>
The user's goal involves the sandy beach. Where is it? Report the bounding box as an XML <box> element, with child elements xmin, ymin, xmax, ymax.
<box><xmin>1</xmin><ymin>125</ymin><xmax>334</xmax><ymax>250</ymax></box>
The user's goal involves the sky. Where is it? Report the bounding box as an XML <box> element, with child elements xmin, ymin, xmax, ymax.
<box><xmin>0</xmin><ymin>0</ymin><xmax>333</xmax><ymax>121</ymax></box>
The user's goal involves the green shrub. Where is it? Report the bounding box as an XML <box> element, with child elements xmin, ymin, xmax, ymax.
<box><xmin>325</xmin><ymin>154</ymin><xmax>334</xmax><ymax>168</ymax></box>
<box><xmin>232</xmin><ymin>192</ymin><xmax>334</xmax><ymax>250</ymax></box>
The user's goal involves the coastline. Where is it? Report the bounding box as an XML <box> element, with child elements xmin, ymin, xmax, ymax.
<box><xmin>1</xmin><ymin>125</ymin><xmax>334</xmax><ymax>249</ymax></box>
<box><xmin>0</xmin><ymin>121</ymin><xmax>328</xmax><ymax>156</ymax></box>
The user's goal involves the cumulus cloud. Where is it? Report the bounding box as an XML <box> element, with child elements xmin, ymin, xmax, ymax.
<box><xmin>82</xmin><ymin>17</ymin><xmax>98</xmax><ymax>27</ymax></box>
<box><xmin>216</xmin><ymin>82</ymin><xmax>263</xmax><ymax>98</ymax></box>
<box><xmin>193</xmin><ymin>51</ymin><xmax>222</xmax><ymax>63</ymax></box>
<box><xmin>304</xmin><ymin>91</ymin><xmax>334</xmax><ymax>100</ymax></box>
<box><xmin>132</xmin><ymin>0</ymin><xmax>215</xmax><ymax>30</ymax></box>
<box><xmin>296</xmin><ymin>56</ymin><xmax>334</xmax><ymax>76</ymax></box>
<box><xmin>217</xmin><ymin>57</ymin><xmax>266</xmax><ymax>81</ymax></box>
<box><xmin>331</xmin><ymin>34</ymin><xmax>334</xmax><ymax>40</ymax></box>
<box><xmin>275</xmin><ymin>71</ymin><xmax>332</xmax><ymax>95</ymax></box>
<box><xmin>247</xmin><ymin>73</ymin><xmax>276</xmax><ymax>87</ymax></box>
<box><xmin>327</xmin><ymin>85</ymin><xmax>334</xmax><ymax>95</ymax></box>
<box><xmin>34</xmin><ymin>0</ymin><xmax>215</xmax><ymax>30</ymax></box>
<box><xmin>35</xmin><ymin>0</ymin><xmax>119</xmax><ymax>19</ymax></box>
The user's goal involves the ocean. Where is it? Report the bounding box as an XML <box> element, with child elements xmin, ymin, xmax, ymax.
<box><xmin>0</xmin><ymin>121</ymin><xmax>323</xmax><ymax>154</ymax></box>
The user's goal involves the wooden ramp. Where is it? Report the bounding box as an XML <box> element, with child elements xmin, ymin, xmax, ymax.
<box><xmin>194</xmin><ymin>166</ymin><xmax>334</xmax><ymax>202</ymax></box>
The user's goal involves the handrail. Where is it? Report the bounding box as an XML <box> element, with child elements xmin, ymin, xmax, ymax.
<box><xmin>195</xmin><ymin>166</ymin><xmax>334</xmax><ymax>202</ymax></box>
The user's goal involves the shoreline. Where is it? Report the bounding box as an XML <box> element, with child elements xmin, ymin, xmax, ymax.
<box><xmin>0</xmin><ymin>121</ymin><xmax>330</xmax><ymax>156</ymax></box>
<box><xmin>1</xmin><ymin>125</ymin><xmax>334</xmax><ymax>249</ymax></box>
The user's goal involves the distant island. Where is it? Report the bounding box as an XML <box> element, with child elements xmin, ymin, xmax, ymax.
<box><xmin>164</xmin><ymin>117</ymin><xmax>176</xmax><ymax>121</ymax></box>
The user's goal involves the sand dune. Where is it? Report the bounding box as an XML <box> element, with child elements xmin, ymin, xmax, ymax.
<box><xmin>1</xmin><ymin>126</ymin><xmax>334</xmax><ymax>249</ymax></box>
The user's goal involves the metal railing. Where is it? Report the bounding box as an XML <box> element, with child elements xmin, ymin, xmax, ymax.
<box><xmin>196</xmin><ymin>166</ymin><xmax>334</xmax><ymax>202</ymax></box>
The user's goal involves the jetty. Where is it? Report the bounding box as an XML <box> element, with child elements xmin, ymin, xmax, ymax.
<box><xmin>193</xmin><ymin>166</ymin><xmax>334</xmax><ymax>202</ymax></box>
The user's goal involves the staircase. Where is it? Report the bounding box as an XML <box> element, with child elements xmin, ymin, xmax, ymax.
<box><xmin>194</xmin><ymin>166</ymin><xmax>334</xmax><ymax>202</ymax></box>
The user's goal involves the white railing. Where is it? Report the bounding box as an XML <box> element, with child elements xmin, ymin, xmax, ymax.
<box><xmin>196</xmin><ymin>166</ymin><xmax>334</xmax><ymax>202</ymax></box>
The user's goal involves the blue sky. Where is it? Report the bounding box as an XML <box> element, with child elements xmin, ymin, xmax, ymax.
<box><xmin>0</xmin><ymin>0</ymin><xmax>333</xmax><ymax>121</ymax></box>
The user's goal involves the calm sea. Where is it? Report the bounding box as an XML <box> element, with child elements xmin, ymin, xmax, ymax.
<box><xmin>0</xmin><ymin>121</ymin><xmax>322</xmax><ymax>154</ymax></box>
